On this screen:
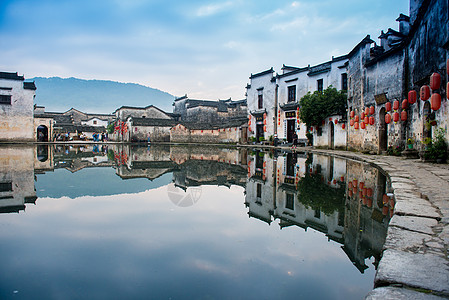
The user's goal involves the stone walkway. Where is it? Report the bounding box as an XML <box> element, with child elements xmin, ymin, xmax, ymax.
<box><xmin>308</xmin><ymin>149</ymin><xmax>449</xmax><ymax>299</ymax></box>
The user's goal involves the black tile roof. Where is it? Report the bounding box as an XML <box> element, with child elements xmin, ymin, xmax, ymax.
<box><xmin>0</xmin><ymin>72</ymin><xmax>24</xmax><ymax>81</ymax></box>
<box><xmin>23</xmin><ymin>81</ymin><xmax>36</xmax><ymax>90</ymax></box>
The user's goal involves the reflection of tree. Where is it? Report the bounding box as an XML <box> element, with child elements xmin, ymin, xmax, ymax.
<box><xmin>296</xmin><ymin>172</ymin><xmax>345</xmax><ymax>215</ymax></box>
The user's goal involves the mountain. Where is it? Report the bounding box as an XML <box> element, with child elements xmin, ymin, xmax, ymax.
<box><xmin>29</xmin><ymin>77</ymin><xmax>175</xmax><ymax>114</ymax></box>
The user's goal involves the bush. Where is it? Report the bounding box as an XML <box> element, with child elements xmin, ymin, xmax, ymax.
<box><xmin>425</xmin><ymin>128</ymin><xmax>448</xmax><ymax>162</ymax></box>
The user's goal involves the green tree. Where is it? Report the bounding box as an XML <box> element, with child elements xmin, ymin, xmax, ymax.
<box><xmin>299</xmin><ymin>86</ymin><xmax>347</xmax><ymax>127</ymax></box>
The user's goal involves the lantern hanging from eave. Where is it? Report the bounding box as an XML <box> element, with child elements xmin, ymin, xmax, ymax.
<box><xmin>431</xmin><ymin>93</ymin><xmax>441</xmax><ymax>111</ymax></box>
<box><xmin>393</xmin><ymin>100</ymin><xmax>399</xmax><ymax>111</ymax></box>
<box><xmin>385</xmin><ymin>102</ymin><xmax>392</xmax><ymax>112</ymax></box>
<box><xmin>350</xmin><ymin>111</ymin><xmax>355</xmax><ymax>118</ymax></box>
<box><xmin>354</xmin><ymin>122</ymin><xmax>359</xmax><ymax>130</ymax></box>
<box><xmin>355</xmin><ymin>115</ymin><xmax>359</xmax><ymax>122</ymax></box>
<box><xmin>401</xmin><ymin>110</ymin><xmax>407</xmax><ymax>122</ymax></box>
<box><xmin>369</xmin><ymin>116</ymin><xmax>375</xmax><ymax>125</ymax></box>
<box><xmin>430</xmin><ymin>72</ymin><xmax>441</xmax><ymax>90</ymax></box>
<box><xmin>393</xmin><ymin>112</ymin><xmax>399</xmax><ymax>123</ymax></box>
<box><xmin>365</xmin><ymin>107</ymin><xmax>369</xmax><ymax>115</ymax></box>
<box><xmin>361</xmin><ymin>112</ymin><xmax>365</xmax><ymax>119</ymax></box>
<box><xmin>369</xmin><ymin>106</ymin><xmax>375</xmax><ymax>115</ymax></box>
<box><xmin>350</xmin><ymin>119</ymin><xmax>354</xmax><ymax>126</ymax></box>
<box><xmin>334</xmin><ymin>119</ymin><xmax>338</xmax><ymax>124</ymax></box>
<box><xmin>364</xmin><ymin>116</ymin><xmax>369</xmax><ymax>124</ymax></box>
<box><xmin>420</xmin><ymin>85</ymin><xmax>430</xmax><ymax>101</ymax></box>
<box><xmin>263</xmin><ymin>112</ymin><xmax>267</xmax><ymax>119</ymax></box>
<box><xmin>385</xmin><ymin>113</ymin><xmax>391</xmax><ymax>124</ymax></box>
<box><xmin>361</xmin><ymin>122</ymin><xmax>366</xmax><ymax>129</ymax></box>
<box><xmin>408</xmin><ymin>90</ymin><xmax>417</xmax><ymax>104</ymax></box>
<box><xmin>401</xmin><ymin>99</ymin><xmax>408</xmax><ymax>109</ymax></box>
<box><xmin>342</xmin><ymin>123</ymin><xmax>346</xmax><ymax>129</ymax></box>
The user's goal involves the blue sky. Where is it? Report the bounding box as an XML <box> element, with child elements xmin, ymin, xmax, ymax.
<box><xmin>1</xmin><ymin>0</ymin><xmax>409</xmax><ymax>100</ymax></box>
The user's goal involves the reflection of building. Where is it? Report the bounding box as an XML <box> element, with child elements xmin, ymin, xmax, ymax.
<box><xmin>0</xmin><ymin>146</ymin><xmax>37</xmax><ymax>213</ymax></box>
<box><xmin>244</xmin><ymin>150</ymin><xmax>390</xmax><ymax>273</ymax></box>
<box><xmin>0</xmin><ymin>72</ymin><xmax>36</xmax><ymax>142</ymax></box>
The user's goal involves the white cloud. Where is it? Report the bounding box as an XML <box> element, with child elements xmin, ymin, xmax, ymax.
<box><xmin>196</xmin><ymin>1</ymin><xmax>233</xmax><ymax>17</ymax></box>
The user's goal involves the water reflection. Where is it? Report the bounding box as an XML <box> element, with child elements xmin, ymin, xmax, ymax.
<box><xmin>0</xmin><ymin>144</ymin><xmax>394</xmax><ymax>299</ymax></box>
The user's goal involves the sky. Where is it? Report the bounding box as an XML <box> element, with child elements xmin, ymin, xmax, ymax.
<box><xmin>1</xmin><ymin>0</ymin><xmax>409</xmax><ymax>101</ymax></box>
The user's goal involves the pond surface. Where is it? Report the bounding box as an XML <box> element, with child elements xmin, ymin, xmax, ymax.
<box><xmin>0</xmin><ymin>144</ymin><xmax>394</xmax><ymax>300</ymax></box>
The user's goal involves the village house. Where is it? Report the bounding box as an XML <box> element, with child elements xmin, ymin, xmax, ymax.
<box><xmin>347</xmin><ymin>0</ymin><xmax>448</xmax><ymax>154</ymax></box>
<box><xmin>246</xmin><ymin>56</ymin><xmax>348</xmax><ymax>148</ymax></box>
<box><xmin>112</xmin><ymin>105</ymin><xmax>176</xmax><ymax>142</ymax></box>
<box><xmin>0</xmin><ymin>72</ymin><xmax>36</xmax><ymax>142</ymax></box>
<box><xmin>34</xmin><ymin>107</ymin><xmax>115</xmax><ymax>141</ymax></box>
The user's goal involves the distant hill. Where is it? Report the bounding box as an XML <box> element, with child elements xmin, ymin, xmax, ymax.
<box><xmin>29</xmin><ymin>77</ymin><xmax>175</xmax><ymax>114</ymax></box>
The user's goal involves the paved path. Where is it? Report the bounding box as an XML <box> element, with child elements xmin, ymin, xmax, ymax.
<box><xmin>307</xmin><ymin>149</ymin><xmax>449</xmax><ymax>299</ymax></box>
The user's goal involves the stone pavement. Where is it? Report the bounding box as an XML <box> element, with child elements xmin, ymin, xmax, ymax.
<box><xmin>308</xmin><ymin>148</ymin><xmax>449</xmax><ymax>299</ymax></box>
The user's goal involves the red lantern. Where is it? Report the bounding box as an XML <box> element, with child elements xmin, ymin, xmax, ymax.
<box><xmin>431</xmin><ymin>93</ymin><xmax>441</xmax><ymax>111</ymax></box>
<box><xmin>401</xmin><ymin>99</ymin><xmax>408</xmax><ymax>109</ymax></box>
<box><xmin>361</xmin><ymin>112</ymin><xmax>365</xmax><ymax>119</ymax></box>
<box><xmin>401</xmin><ymin>110</ymin><xmax>407</xmax><ymax>121</ymax></box>
<box><xmin>342</xmin><ymin>123</ymin><xmax>346</xmax><ymax>129</ymax></box>
<box><xmin>408</xmin><ymin>90</ymin><xmax>417</xmax><ymax>104</ymax></box>
<box><xmin>361</xmin><ymin>122</ymin><xmax>366</xmax><ymax>129</ymax></box>
<box><xmin>385</xmin><ymin>114</ymin><xmax>391</xmax><ymax>124</ymax></box>
<box><xmin>369</xmin><ymin>116</ymin><xmax>375</xmax><ymax>125</ymax></box>
<box><xmin>248</xmin><ymin>119</ymin><xmax>251</xmax><ymax>126</ymax></box>
<box><xmin>393</xmin><ymin>100</ymin><xmax>399</xmax><ymax>111</ymax></box>
<box><xmin>420</xmin><ymin>85</ymin><xmax>430</xmax><ymax>101</ymax></box>
<box><xmin>355</xmin><ymin>115</ymin><xmax>359</xmax><ymax>122</ymax></box>
<box><xmin>430</xmin><ymin>72</ymin><xmax>441</xmax><ymax>90</ymax></box>
<box><xmin>354</xmin><ymin>122</ymin><xmax>359</xmax><ymax>130</ymax></box>
<box><xmin>369</xmin><ymin>106</ymin><xmax>375</xmax><ymax>115</ymax></box>
<box><xmin>393</xmin><ymin>112</ymin><xmax>399</xmax><ymax>123</ymax></box>
<box><xmin>348</xmin><ymin>182</ymin><xmax>353</xmax><ymax>189</ymax></box>
<box><xmin>362</xmin><ymin>187</ymin><xmax>367</xmax><ymax>197</ymax></box>
<box><xmin>367</xmin><ymin>188</ymin><xmax>373</xmax><ymax>197</ymax></box>
<box><xmin>359</xmin><ymin>182</ymin><xmax>364</xmax><ymax>189</ymax></box>
<box><xmin>340</xmin><ymin>176</ymin><xmax>344</xmax><ymax>182</ymax></box>
<box><xmin>334</xmin><ymin>119</ymin><xmax>338</xmax><ymax>124</ymax></box>
<box><xmin>350</xmin><ymin>111</ymin><xmax>355</xmax><ymax>118</ymax></box>
<box><xmin>383</xmin><ymin>194</ymin><xmax>389</xmax><ymax>204</ymax></box>
<box><xmin>364</xmin><ymin>116</ymin><xmax>369</xmax><ymax>124</ymax></box>
<box><xmin>348</xmin><ymin>190</ymin><xmax>353</xmax><ymax>197</ymax></box>
<box><xmin>365</xmin><ymin>107</ymin><xmax>369</xmax><ymax>115</ymax></box>
<box><xmin>353</xmin><ymin>179</ymin><xmax>358</xmax><ymax>187</ymax></box>
<box><xmin>350</xmin><ymin>119</ymin><xmax>354</xmax><ymax>126</ymax></box>
<box><xmin>263</xmin><ymin>125</ymin><xmax>267</xmax><ymax>132</ymax></box>
<box><xmin>385</xmin><ymin>102</ymin><xmax>392</xmax><ymax>112</ymax></box>
<box><xmin>263</xmin><ymin>119</ymin><xmax>266</xmax><ymax>125</ymax></box>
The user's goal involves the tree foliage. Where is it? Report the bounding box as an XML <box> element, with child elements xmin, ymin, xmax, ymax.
<box><xmin>299</xmin><ymin>86</ymin><xmax>347</xmax><ymax>127</ymax></box>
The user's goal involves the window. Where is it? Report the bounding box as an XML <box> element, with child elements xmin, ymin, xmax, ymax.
<box><xmin>317</xmin><ymin>79</ymin><xmax>323</xmax><ymax>92</ymax></box>
<box><xmin>314</xmin><ymin>209</ymin><xmax>321</xmax><ymax>219</ymax></box>
<box><xmin>93</xmin><ymin>120</ymin><xmax>97</xmax><ymax>125</ymax></box>
<box><xmin>317</xmin><ymin>126</ymin><xmax>322</xmax><ymax>136</ymax></box>
<box><xmin>0</xmin><ymin>182</ymin><xmax>12</xmax><ymax>192</ymax></box>
<box><xmin>341</xmin><ymin>73</ymin><xmax>347</xmax><ymax>91</ymax></box>
<box><xmin>257</xmin><ymin>89</ymin><xmax>263</xmax><ymax>109</ymax></box>
<box><xmin>286</xmin><ymin>193</ymin><xmax>294</xmax><ymax>210</ymax></box>
<box><xmin>256</xmin><ymin>183</ymin><xmax>262</xmax><ymax>198</ymax></box>
<box><xmin>0</xmin><ymin>95</ymin><xmax>11</xmax><ymax>105</ymax></box>
<box><xmin>287</xmin><ymin>85</ymin><xmax>296</xmax><ymax>102</ymax></box>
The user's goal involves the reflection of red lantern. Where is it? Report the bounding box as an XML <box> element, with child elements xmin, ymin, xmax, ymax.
<box><xmin>420</xmin><ymin>85</ymin><xmax>430</xmax><ymax>101</ymax></box>
<box><xmin>354</xmin><ymin>122</ymin><xmax>359</xmax><ymax>130</ymax></box>
<box><xmin>430</xmin><ymin>72</ymin><xmax>441</xmax><ymax>90</ymax></box>
<box><xmin>393</xmin><ymin>112</ymin><xmax>399</xmax><ymax>123</ymax></box>
<box><xmin>385</xmin><ymin>114</ymin><xmax>391</xmax><ymax>124</ymax></box>
<box><xmin>340</xmin><ymin>176</ymin><xmax>344</xmax><ymax>182</ymax></box>
<box><xmin>369</xmin><ymin>116</ymin><xmax>375</xmax><ymax>125</ymax></box>
<box><xmin>361</xmin><ymin>112</ymin><xmax>365</xmax><ymax>119</ymax></box>
<box><xmin>431</xmin><ymin>93</ymin><xmax>441</xmax><ymax>111</ymax></box>
<box><xmin>350</xmin><ymin>111</ymin><xmax>355</xmax><ymax>118</ymax></box>
<box><xmin>382</xmin><ymin>206</ymin><xmax>389</xmax><ymax>215</ymax></box>
<box><xmin>401</xmin><ymin>110</ymin><xmax>407</xmax><ymax>121</ymax></box>
<box><xmin>367</xmin><ymin>188</ymin><xmax>373</xmax><ymax>197</ymax></box>
<box><xmin>408</xmin><ymin>90</ymin><xmax>417</xmax><ymax>104</ymax></box>
<box><xmin>393</xmin><ymin>100</ymin><xmax>399</xmax><ymax>111</ymax></box>
<box><xmin>369</xmin><ymin>106</ymin><xmax>375</xmax><ymax>115</ymax></box>
<box><xmin>361</xmin><ymin>122</ymin><xmax>366</xmax><ymax>129</ymax></box>
<box><xmin>385</xmin><ymin>102</ymin><xmax>392</xmax><ymax>112</ymax></box>
<box><xmin>362</xmin><ymin>187</ymin><xmax>367</xmax><ymax>197</ymax></box>
<box><xmin>355</xmin><ymin>115</ymin><xmax>359</xmax><ymax>122</ymax></box>
<box><xmin>401</xmin><ymin>99</ymin><xmax>408</xmax><ymax>109</ymax></box>
<box><xmin>348</xmin><ymin>182</ymin><xmax>353</xmax><ymax>189</ymax></box>
<box><xmin>365</xmin><ymin>107</ymin><xmax>369</xmax><ymax>115</ymax></box>
<box><xmin>350</xmin><ymin>119</ymin><xmax>354</xmax><ymax>126</ymax></box>
<box><xmin>364</xmin><ymin>116</ymin><xmax>369</xmax><ymax>124</ymax></box>
<box><xmin>352</xmin><ymin>179</ymin><xmax>358</xmax><ymax>187</ymax></box>
<box><xmin>367</xmin><ymin>198</ymin><xmax>372</xmax><ymax>208</ymax></box>
<box><xmin>348</xmin><ymin>190</ymin><xmax>353</xmax><ymax>197</ymax></box>
<box><xmin>359</xmin><ymin>182</ymin><xmax>364</xmax><ymax>189</ymax></box>
<box><xmin>383</xmin><ymin>194</ymin><xmax>389</xmax><ymax>204</ymax></box>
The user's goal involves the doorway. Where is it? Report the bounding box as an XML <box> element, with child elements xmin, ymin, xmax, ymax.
<box><xmin>328</xmin><ymin>122</ymin><xmax>334</xmax><ymax>149</ymax></box>
<box><xmin>378</xmin><ymin>108</ymin><xmax>387</xmax><ymax>153</ymax></box>
<box><xmin>256</xmin><ymin>124</ymin><xmax>264</xmax><ymax>142</ymax></box>
<box><xmin>37</xmin><ymin>125</ymin><xmax>49</xmax><ymax>142</ymax></box>
<box><xmin>287</xmin><ymin>120</ymin><xmax>295</xmax><ymax>143</ymax></box>
<box><xmin>423</xmin><ymin>101</ymin><xmax>432</xmax><ymax>140</ymax></box>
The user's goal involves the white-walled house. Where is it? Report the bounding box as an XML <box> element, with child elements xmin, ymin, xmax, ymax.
<box><xmin>81</xmin><ymin>117</ymin><xmax>109</xmax><ymax>127</ymax></box>
<box><xmin>246</xmin><ymin>68</ymin><xmax>277</xmax><ymax>143</ymax></box>
<box><xmin>0</xmin><ymin>72</ymin><xmax>36</xmax><ymax>142</ymax></box>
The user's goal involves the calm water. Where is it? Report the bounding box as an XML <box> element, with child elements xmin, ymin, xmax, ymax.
<box><xmin>0</xmin><ymin>144</ymin><xmax>393</xmax><ymax>300</ymax></box>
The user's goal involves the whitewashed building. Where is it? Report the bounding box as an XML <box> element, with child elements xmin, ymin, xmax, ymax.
<box><xmin>0</xmin><ymin>72</ymin><xmax>36</xmax><ymax>142</ymax></box>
